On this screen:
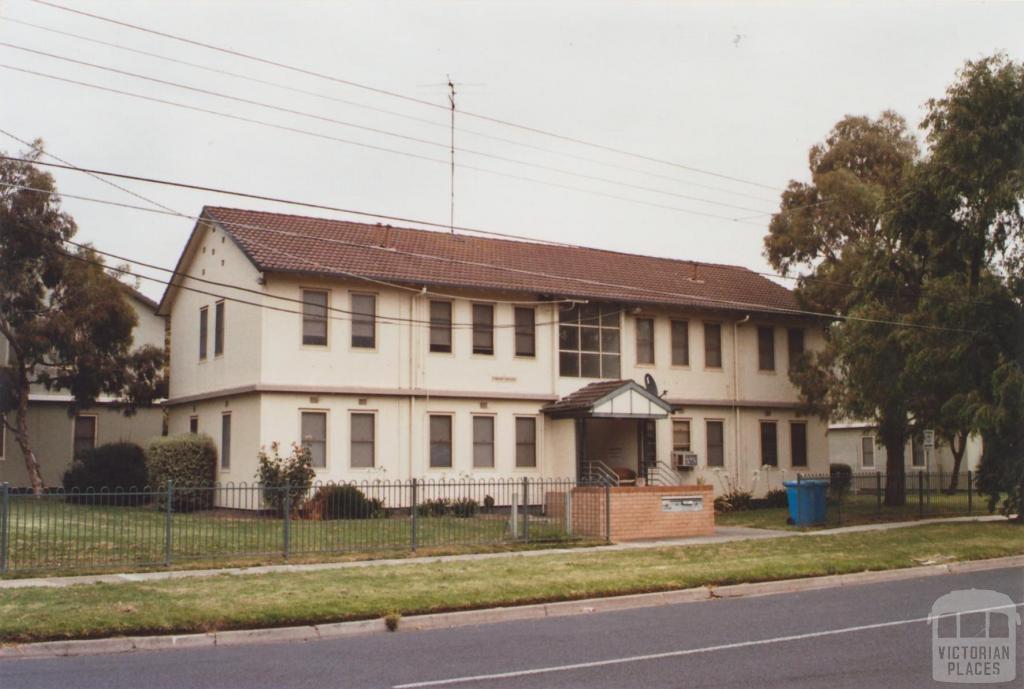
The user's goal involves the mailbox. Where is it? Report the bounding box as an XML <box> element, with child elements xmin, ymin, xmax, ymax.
<box><xmin>661</xmin><ymin>495</ymin><xmax>704</xmax><ymax>512</ymax></box>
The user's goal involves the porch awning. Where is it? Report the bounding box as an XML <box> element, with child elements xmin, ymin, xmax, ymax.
<box><xmin>541</xmin><ymin>379</ymin><xmax>674</xmax><ymax>419</ymax></box>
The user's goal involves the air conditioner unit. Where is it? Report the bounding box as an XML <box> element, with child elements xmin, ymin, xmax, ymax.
<box><xmin>672</xmin><ymin>451</ymin><xmax>699</xmax><ymax>470</ymax></box>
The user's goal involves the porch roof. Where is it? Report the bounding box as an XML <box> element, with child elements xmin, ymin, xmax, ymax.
<box><xmin>541</xmin><ymin>379</ymin><xmax>674</xmax><ymax>419</ymax></box>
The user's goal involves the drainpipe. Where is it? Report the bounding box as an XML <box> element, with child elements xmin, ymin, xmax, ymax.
<box><xmin>733</xmin><ymin>315</ymin><xmax>750</xmax><ymax>491</ymax></box>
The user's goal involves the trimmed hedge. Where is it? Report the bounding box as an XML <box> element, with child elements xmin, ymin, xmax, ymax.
<box><xmin>62</xmin><ymin>442</ymin><xmax>148</xmax><ymax>503</ymax></box>
<box><xmin>147</xmin><ymin>434</ymin><xmax>218</xmax><ymax>511</ymax></box>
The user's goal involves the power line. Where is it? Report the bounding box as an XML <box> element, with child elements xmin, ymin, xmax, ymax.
<box><xmin>0</xmin><ymin>178</ymin><xmax>979</xmax><ymax>333</ymax></box>
<box><xmin>0</xmin><ymin>42</ymin><xmax>773</xmax><ymax>215</ymax></box>
<box><xmin>28</xmin><ymin>0</ymin><xmax>781</xmax><ymax>191</ymax></box>
<box><xmin>0</xmin><ymin>62</ymin><xmax>770</xmax><ymax>226</ymax></box>
<box><xmin>0</xmin><ymin>16</ymin><xmax>778</xmax><ymax>205</ymax></box>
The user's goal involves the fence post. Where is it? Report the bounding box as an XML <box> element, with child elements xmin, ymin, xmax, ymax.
<box><xmin>410</xmin><ymin>478</ymin><xmax>418</xmax><ymax>552</ymax></box>
<box><xmin>164</xmin><ymin>480</ymin><xmax>173</xmax><ymax>568</ymax></box>
<box><xmin>967</xmin><ymin>470</ymin><xmax>973</xmax><ymax>514</ymax></box>
<box><xmin>876</xmin><ymin>471</ymin><xmax>882</xmax><ymax>514</ymax></box>
<box><xmin>563</xmin><ymin>490</ymin><xmax>573</xmax><ymax>537</ymax></box>
<box><xmin>604</xmin><ymin>483</ymin><xmax>611</xmax><ymax>543</ymax></box>
<box><xmin>510</xmin><ymin>492</ymin><xmax>518</xmax><ymax>539</ymax></box>
<box><xmin>522</xmin><ymin>477</ymin><xmax>530</xmax><ymax>542</ymax></box>
<box><xmin>918</xmin><ymin>472</ymin><xmax>924</xmax><ymax>518</ymax></box>
<box><xmin>1</xmin><ymin>483</ymin><xmax>9</xmax><ymax>575</ymax></box>
<box><xmin>795</xmin><ymin>473</ymin><xmax>802</xmax><ymax>526</ymax></box>
<box><xmin>283</xmin><ymin>482</ymin><xmax>291</xmax><ymax>560</ymax></box>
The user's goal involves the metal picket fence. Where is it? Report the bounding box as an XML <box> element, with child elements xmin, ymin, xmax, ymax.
<box><xmin>795</xmin><ymin>470</ymin><xmax>980</xmax><ymax>527</ymax></box>
<box><xmin>0</xmin><ymin>478</ymin><xmax>609</xmax><ymax>575</ymax></box>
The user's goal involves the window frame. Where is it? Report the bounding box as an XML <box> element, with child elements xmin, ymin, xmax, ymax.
<box><xmin>912</xmin><ymin>435</ymin><xmax>926</xmax><ymax>468</ymax></box>
<box><xmin>72</xmin><ymin>414</ymin><xmax>98</xmax><ymax>458</ymax></box>
<box><xmin>198</xmin><ymin>306</ymin><xmax>209</xmax><ymax>360</ymax></box>
<box><xmin>635</xmin><ymin>316</ymin><xmax>655</xmax><ymax>366</ymax></box>
<box><xmin>706</xmin><ymin>419</ymin><xmax>725</xmax><ymax>467</ymax></box>
<box><xmin>558</xmin><ymin>303</ymin><xmax>621</xmax><ymax>379</ymax></box>
<box><xmin>220</xmin><ymin>412</ymin><xmax>231</xmax><ymax>471</ymax></box>
<box><xmin>301</xmin><ymin>288</ymin><xmax>329</xmax><ymax>347</ymax></box>
<box><xmin>515</xmin><ymin>416</ymin><xmax>537</xmax><ymax>468</ymax></box>
<box><xmin>472</xmin><ymin>414</ymin><xmax>496</xmax><ymax>469</ymax></box>
<box><xmin>671</xmin><ymin>319</ymin><xmax>690</xmax><ymax>367</ymax></box>
<box><xmin>760</xmin><ymin>420</ymin><xmax>779</xmax><ymax>466</ymax></box>
<box><xmin>861</xmin><ymin>435</ymin><xmax>875</xmax><ymax>469</ymax></box>
<box><xmin>349</xmin><ymin>411</ymin><xmax>376</xmax><ymax>469</ymax></box>
<box><xmin>703</xmin><ymin>322</ymin><xmax>722</xmax><ymax>369</ymax></box>
<box><xmin>787</xmin><ymin>327</ymin><xmax>805</xmax><ymax>371</ymax></box>
<box><xmin>514</xmin><ymin>307</ymin><xmax>536</xmax><ymax>358</ymax></box>
<box><xmin>428</xmin><ymin>414</ymin><xmax>454</xmax><ymax>469</ymax></box>
<box><xmin>300</xmin><ymin>410</ymin><xmax>328</xmax><ymax>470</ymax></box>
<box><xmin>429</xmin><ymin>301</ymin><xmax>453</xmax><ymax>354</ymax></box>
<box><xmin>189</xmin><ymin>416</ymin><xmax>198</xmax><ymax>434</ymax></box>
<box><xmin>350</xmin><ymin>292</ymin><xmax>377</xmax><ymax>350</ymax></box>
<box><xmin>214</xmin><ymin>300</ymin><xmax>225</xmax><ymax>357</ymax></box>
<box><xmin>672</xmin><ymin>418</ymin><xmax>691</xmax><ymax>452</ymax></box>
<box><xmin>757</xmin><ymin>325</ymin><xmax>776</xmax><ymax>372</ymax></box>
<box><xmin>790</xmin><ymin>421</ymin><xmax>808</xmax><ymax>468</ymax></box>
<box><xmin>472</xmin><ymin>303</ymin><xmax>495</xmax><ymax>356</ymax></box>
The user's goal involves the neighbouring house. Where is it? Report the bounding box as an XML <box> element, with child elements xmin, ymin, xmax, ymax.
<box><xmin>828</xmin><ymin>421</ymin><xmax>982</xmax><ymax>482</ymax></box>
<box><xmin>0</xmin><ymin>286</ymin><xmax>167</xmax><ymax>488</ymax></box>
<box><xmin>158</xmin><ymin>206</ymin><xmax>830</xmax><ymax>497</ymax></box>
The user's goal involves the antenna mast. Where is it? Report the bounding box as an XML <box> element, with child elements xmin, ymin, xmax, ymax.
<box><xmin>448</xmin><ymin>74</ymin><xmax>456</xmax><ymax>235</ymax></box>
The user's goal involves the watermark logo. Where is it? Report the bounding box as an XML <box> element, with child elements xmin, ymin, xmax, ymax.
<box><xmin>929</xmin><ymin>589</ymin><xmax>1020</xmax><ymax>684</ymax></box>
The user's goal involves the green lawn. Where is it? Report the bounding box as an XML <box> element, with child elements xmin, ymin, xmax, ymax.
<box><xmin>0</xmin><ymin>521</ymin><xmax>1020</xmax><ymax>643</ymax></box>
<box><xmin>5</xmin><ymin>500</ymin><xmax>581</xmax><ymax>575</ymax></box>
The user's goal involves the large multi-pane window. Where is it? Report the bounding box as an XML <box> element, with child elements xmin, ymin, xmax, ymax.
<box><xmin>787</xmin><ymin>328</ymin><xmax>805</xmax><ymax>371</ymax></box>
<box><xmin>706</xmin><ymin>420</ymin><xmax>724</xmax><ymax>467</ymax></box>
<box><xmin>301</xmin><ymin>289</ymin><xmax>328</xmax><ymax>346</ymax></box>
<box><xmin>472</xmin><ymin>304</ymin><xmax>494</xmax><ymax>355</ymax></box>
<box><xmin>758</xmin><ymin>325</ymin><xmax>775</xmax><ymax>371</ymax></box>
<box><xmin>429</xmin><ymin>301</ymin><xmax>452</xmax><ymax>353</ymax></box>
<box><xmin>861</xmin><ymin>436</ymin><xmax>875</xmax><ymax>468</ymax></box>
<box><xmin>301</xmin><ymin>411</ymin><xmax>327</xmax><ymax>468</ymax></box>
<box><xmin>672</xmin><ymin>419</ymin><xmax>691</xmax><ymax>452</ymax></box>
<box><xmin>429</xmin><ymin>415</ymin><xmax>453</xmax><ymax>468</ymax></box>
<box><xmin>671</xmin><ymin>320</ymin><xmax>689</xmax><ymax>366</ymax></box>
<box><xmin>559</xmin><ymin>304</ymin><xmax>620</xmax><ymax>378</ymax></box>
<box><xmin>635</xmin><ymin>317</ymin><xmax>655</xmax><ymax>365</ymax></box>
<box><xmin>760</xmin><ymin>421</ymin><xmax>778</xmax><ymax>466</ymax></box>
<box><xmin>473</xmin><ymin>416</ymin><xmax>495</xmax><ymax>468</ymax></box>
<box><xmin>73</xmin><ymin>415</ymin><xmax>97</xmax><ymax>458</ymax></box>
<box><xmin>790</xmin><ymin>422</ymin><xmax>808</xmax><ymax>467</ymax></box>
<box><xmin>220</xmin><ymin>413</ymin><xmax>231</xmax><ymax>470</ymax></box>
<box><xmin>351</xmin><ymin>294</ymin><xmax>376</xmax><ymax>348</ymax></box>
<box><xmin>350</xmin><ymin>413</ymin><xmax>375</xmax><ymax>468</ymax></box>
<box><xmin>214</xmin><ymin>301</ymin><xmax>225</xmax><ymax>356</ymax></box>
<box><xmin>198</xmin><ymin>306</ymin><xmax>208</xmax><ymax>360</ymax></box>
<box><xmin>514</xmin><ymin>307</ymin><xmax>535</xmax><ymax>357</ymax></box>
<box><xmin>704</xmin><ymin>323</ymin><xmax>722</xmax><ymax>368</ymax></box>
<box><xmin>515</xmin><ymin>417</ymin><xmax>537</xmax><ymax>467</ymax></box>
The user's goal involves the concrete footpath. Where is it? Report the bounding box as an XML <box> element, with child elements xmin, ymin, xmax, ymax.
<box><xmin>0</xmin><ymin>514</ymin><xmax>1008</xmax><ymax>591</ymax></box>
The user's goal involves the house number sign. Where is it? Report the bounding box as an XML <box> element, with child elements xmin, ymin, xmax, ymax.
<box><xmin>661</xmin><ymin>495</ymin><xmax>703</xmax><ymax>512</ymax></box>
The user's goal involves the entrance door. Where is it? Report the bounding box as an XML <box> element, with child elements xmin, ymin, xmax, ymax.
<box><xmin>640</xmin><ymin>419</ymin><xmax>657</xmax><ymax>481</ymax></box>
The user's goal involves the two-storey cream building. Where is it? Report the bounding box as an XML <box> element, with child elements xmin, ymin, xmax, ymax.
<box><xmin>159</xmin><ymin>207</ymin><xmax>828</xmax><ymax>495</ymax></box>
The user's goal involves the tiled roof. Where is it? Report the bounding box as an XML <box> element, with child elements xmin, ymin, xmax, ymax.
<box><xmin>203</xmin><ymin>206</ymin><xmax>798</xmax><ymax>313</ymax></box>
<box><xmin>540</xmin><ymin>380</ymin><xmax>634</xmax><ymax>415</ymax></box>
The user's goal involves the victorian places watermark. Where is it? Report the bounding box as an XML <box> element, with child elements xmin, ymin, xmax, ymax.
<box><xmin>929</xmin><ymin>589</ymin><xmax>1021</xmax><ymax>684</ymax></box>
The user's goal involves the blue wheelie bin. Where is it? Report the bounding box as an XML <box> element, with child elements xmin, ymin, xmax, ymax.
<box><xmin>783</xmin><ymin>480</ymin><xmax>829</xmax><ymax>526</ymax></box>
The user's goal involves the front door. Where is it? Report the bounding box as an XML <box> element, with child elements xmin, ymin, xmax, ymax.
<box><xmin>639</xmin><ymin>419</ymin><xmax>657</xmax><ymax>481</ymax></box>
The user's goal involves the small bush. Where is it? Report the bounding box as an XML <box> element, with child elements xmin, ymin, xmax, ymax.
<box><xmin>714</xmin><ymin>489</ymin><xmax>753</xmax><ymax>513</ymax></box>
<box><xmin>384</xmin><ymin>612</ymin><xmax>401</xmax><ymax>632</ymax></box>
<box><xmin>830</xmin><ymin>463</ymin><xmax>853</xmax><ymax>498</ymax></box>
<box><xmin>483</xmin><ymin>494</ymin><xmax>496</xmax><ymax>512</ymax></box>
<box><xmin>450</xmin><ymin>497</ymin><xmax>479</xmax><ymax>518</ymax></box>
<box><xmin>63</xmin><ymin>442</ymin><xmax>148</xmax><ymax>503</ymax></box>
<box><xmin>762</xmin><ymin>488</ymin><xmax>789</xmax><ymax>508</ymax></box>
<box><xmin>417</xmin><ymin>497</ymin><xmax>451</xmax><ymax>517</ymax></box>
<box><xmin>256</xmin><ymin>442</ymin><xmax>316</xmax><ymax>515</ymax></box>
<box><xmin>307</xmin><ymin>484</ymin><xmax>385</xmax><ymax>520</ymax></box>
<box><xmin>147</xmin><ymin>434</ymin><xmax>217</xmax><ymax>511</ymax></box>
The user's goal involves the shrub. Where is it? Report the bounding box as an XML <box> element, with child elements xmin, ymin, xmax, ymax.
<box><xmin>63</xmin><ymin>442</ymin><xmax>148</xmax><ymax>503</ymax></box>
<box><xmin>256</xmin><ymin>442</ymin><xmax>316</xmax><ymax>515</ymax></box>
<box><xmin>147</xmin><ymin>434</ymin><xmax>218</xmax><ymax>511</ymax></box>
<box><xmin>829</xmin><ymin>463</ymin><xmax>853</xmax><ymax>498</ymax></box>
<box><xmin>714</xmin><ymin>489</ymin><xmax>753</xmax><ymax>513</ymax></box>
<box><xmin>307</xmin><ymin>484</ymin><xmax>385</xmax><ymax>520</ymax></box>
<box><xmin>483</xmin><ymin>494</ymin><xmax>496</xmax><ymax>512</ymax></box>
<box><xmin>450</xmin><ymin>497</ymin><xmax>479</xmax><ymax>518</ymax></box>
<box><xmin>749</xmin><ymin>488</ymin><xmax>789</xmax><ymax>510</ymax></box>
<box><xmin>416</xmin><ymin>497</ymin><xmax>451</xmax><ymax>517</ymax></box>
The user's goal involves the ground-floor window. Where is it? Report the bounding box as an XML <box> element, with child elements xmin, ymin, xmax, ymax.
<box><xmin>220</xmin><ymin>413</ymin><xmax>231</xmax><ymax>470</ymax></box>
<box><xmin>861</xmin><ymin>436</ymin><xmax>875</xmax><ymax>468</ymax></box>
<box><xmin>429</xmin><ymin>415</ymin><xmax>453</xmax><ymax>468</ymax></box>
<box><xmin>189</xmin><ymin>416</ymin><xmax>198</xmax><ymax>434</ymax></box>
<box><xmin>301</xmin><ymin>411</ymin><xmax>327</xmax><ymax>468</ymax></box>
<box><xmin>912</xmin><ymin>435</ymin><xmax>925</xmax><ymax>468</ymax></box>
<box><xmin>473</xmin><ymin>416</ymin><xmax>495</xmax><ymax>468</ymax></box>
<box><xmin>790</xmin><ymin>421</ymin><xmax>807</xmax><ymax>467</ymax></box>
<box><xmin>350</xmin><ymin>412</ymin><xmax>374</xmax><ymax>468</ymax></box>
<box><xmin>706</xmin><ymin>420</ymin><xmax>724</xmax><ymax>467</ymax></box>
<box><xmin>73</xmin><ymin>415</ymin><xmax>97</xmax><ymax>458</ymax></box>
<box><xmin>672</xmin><ymin>419</ymin><xmax>691</xmax><ymax>452</ymax></box>
<box><xmin>515</xmin><ymin>417</ymin><xmax>536</xmax><ymax>467</ymax></box>
<box><xmin>760</xmin><ymin>421</ymin><xmax>778</xmax><ymax>466</ymax></box>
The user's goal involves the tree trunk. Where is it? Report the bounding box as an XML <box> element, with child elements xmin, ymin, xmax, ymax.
<box><xmin>882</xmin><ymin>429</ymin><xmax>907</xmax><ymax>506</ymax></box>
<box><xmin>946</xmin><ymin>432</ymin><xmax>967</xmax><ymax>493</ymax></box>
<box><xmin>13</xmin><ymin>377</ymin><xmax>45</xmax><ymax>495</ymax></box>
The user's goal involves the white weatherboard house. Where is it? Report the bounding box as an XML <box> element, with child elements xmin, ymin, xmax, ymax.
<box><xmin>158</xmin><ymin>207</ymin><xmax>829</xmax><ymax>496</ymax></box>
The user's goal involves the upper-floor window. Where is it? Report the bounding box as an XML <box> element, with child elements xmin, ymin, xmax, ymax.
<box><xmin>350</xmin><ymin>412</ymin><xmax>375</xmax><ymax>468</ymax></box>
<box><xmin>429</xmin><ymin>301</ymin><xmax>452</xmax><ymax>353</ymax></box>
<box><xmin>787</xmin><ymin>328</ymin><xmax>805</xmax><ymax>371</ymax></box>
<box><xmin>473</xmin><ymin>416</ymin><xmax>495</xmax><ymax>468</ymax></box>
<box><xmin>429</xmin><ymin>415</ymin><xmax>453</xmax><ymax>468</ymax></box>
<box><xmin>472</xmin><ymin>304</ymin><xmax>494</xmax><ymax>356</ymax></box>
<box><xmin>514</xmin><ymin>307</ymin><xmax>535</xmax><ymax>357</ymax></box>
<box><xmin>760</xmin><ymin>421</ymin><xmax>778</xmax><ymax>466</ymax></box>
<box><xmin>758</xmin><ymin>325</ymin><xmax>775</xmax><ymax>371</ymax></box>
<box><xmin>704</xmin><ymin>322</ymin><xmax>722</xmax><ymax>368</ymax></box>
<box><xmin>672</xmin><ymin>419</ymin><xmax>691</xmax><ymax>452</ymax></box>
<box><xmin>220</xmin><ymin>413</ymin><xmax>231</xmax><ymax>470</ymax></box>
<box><xmin>706</xmin><ymin>420</ymin><xmax>724</xmax><ymax>467</ymax></box>
<box><xmin>301</xmin><ymin>289</ymin><xmax>328</xmax><ymax>346</ymax></box>
<box><xmin>790</xmin><ymin>421</ymin><xmax>808</xmax><ymax>467</ymax></box>
<box><xmin>73</xmin><ymin>415</ymin><xmax>97</xmax><ymax>458</ymax></box>
<box><xmin>635</xmin><ymin>317</ymin><xmax>654</xmax><ymax>365</ymax></box>
<box><xmin>199</xmin><ymin>306</ymin><xmax>208</xmax><ymax>360</ymax></box>
<box><xmin>351</xmin><ymin>294</ymin><xmax>376</xmax><ymax>349</ymax></box>
<box><xmin>559</xmin><ymin>304</ymin><xmax>620</xmax><ymax>378</ymax></box>
<box><xmin>671</xmin><ymin>320</ymin><xmax>689</xmax><ymax>366</ymax></box>
<box><xmin>515</xmin><ymin>417</ymin><xmax>537</xmax><ymax>467</ymax></box>
<box><xmin>214</xmin><ymin>301</ymin><xmax>225</xmax><ymax>356</ymax></box>
<box><xmin>301</xmin><ymin>411</ymin><xmax>327</xmax><ymax>469</ymax></box>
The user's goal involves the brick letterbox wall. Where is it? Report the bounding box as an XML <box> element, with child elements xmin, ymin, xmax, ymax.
<box><xmin>548</xmin><ymin>485</ymin><xmax>714</xmax><ymax>542</ymax></box>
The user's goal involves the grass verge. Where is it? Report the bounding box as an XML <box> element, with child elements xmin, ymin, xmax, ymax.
<box><xmin>1</xmin><ymin>521</ymin><xmax>1021</xmax><ymax>644</ymax></box>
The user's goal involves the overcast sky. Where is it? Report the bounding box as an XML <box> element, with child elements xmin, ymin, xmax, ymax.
<box><xmin>2</xmin><ymin>0</ymin><xmax>1022</xmax><ymax>301</ymax></box>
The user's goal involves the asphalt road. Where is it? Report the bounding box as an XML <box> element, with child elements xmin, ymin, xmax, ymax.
<box><xmin>3</xmin><ymin>566</ymin><xmax>1022</xmax><ymax>689</ymax></box>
